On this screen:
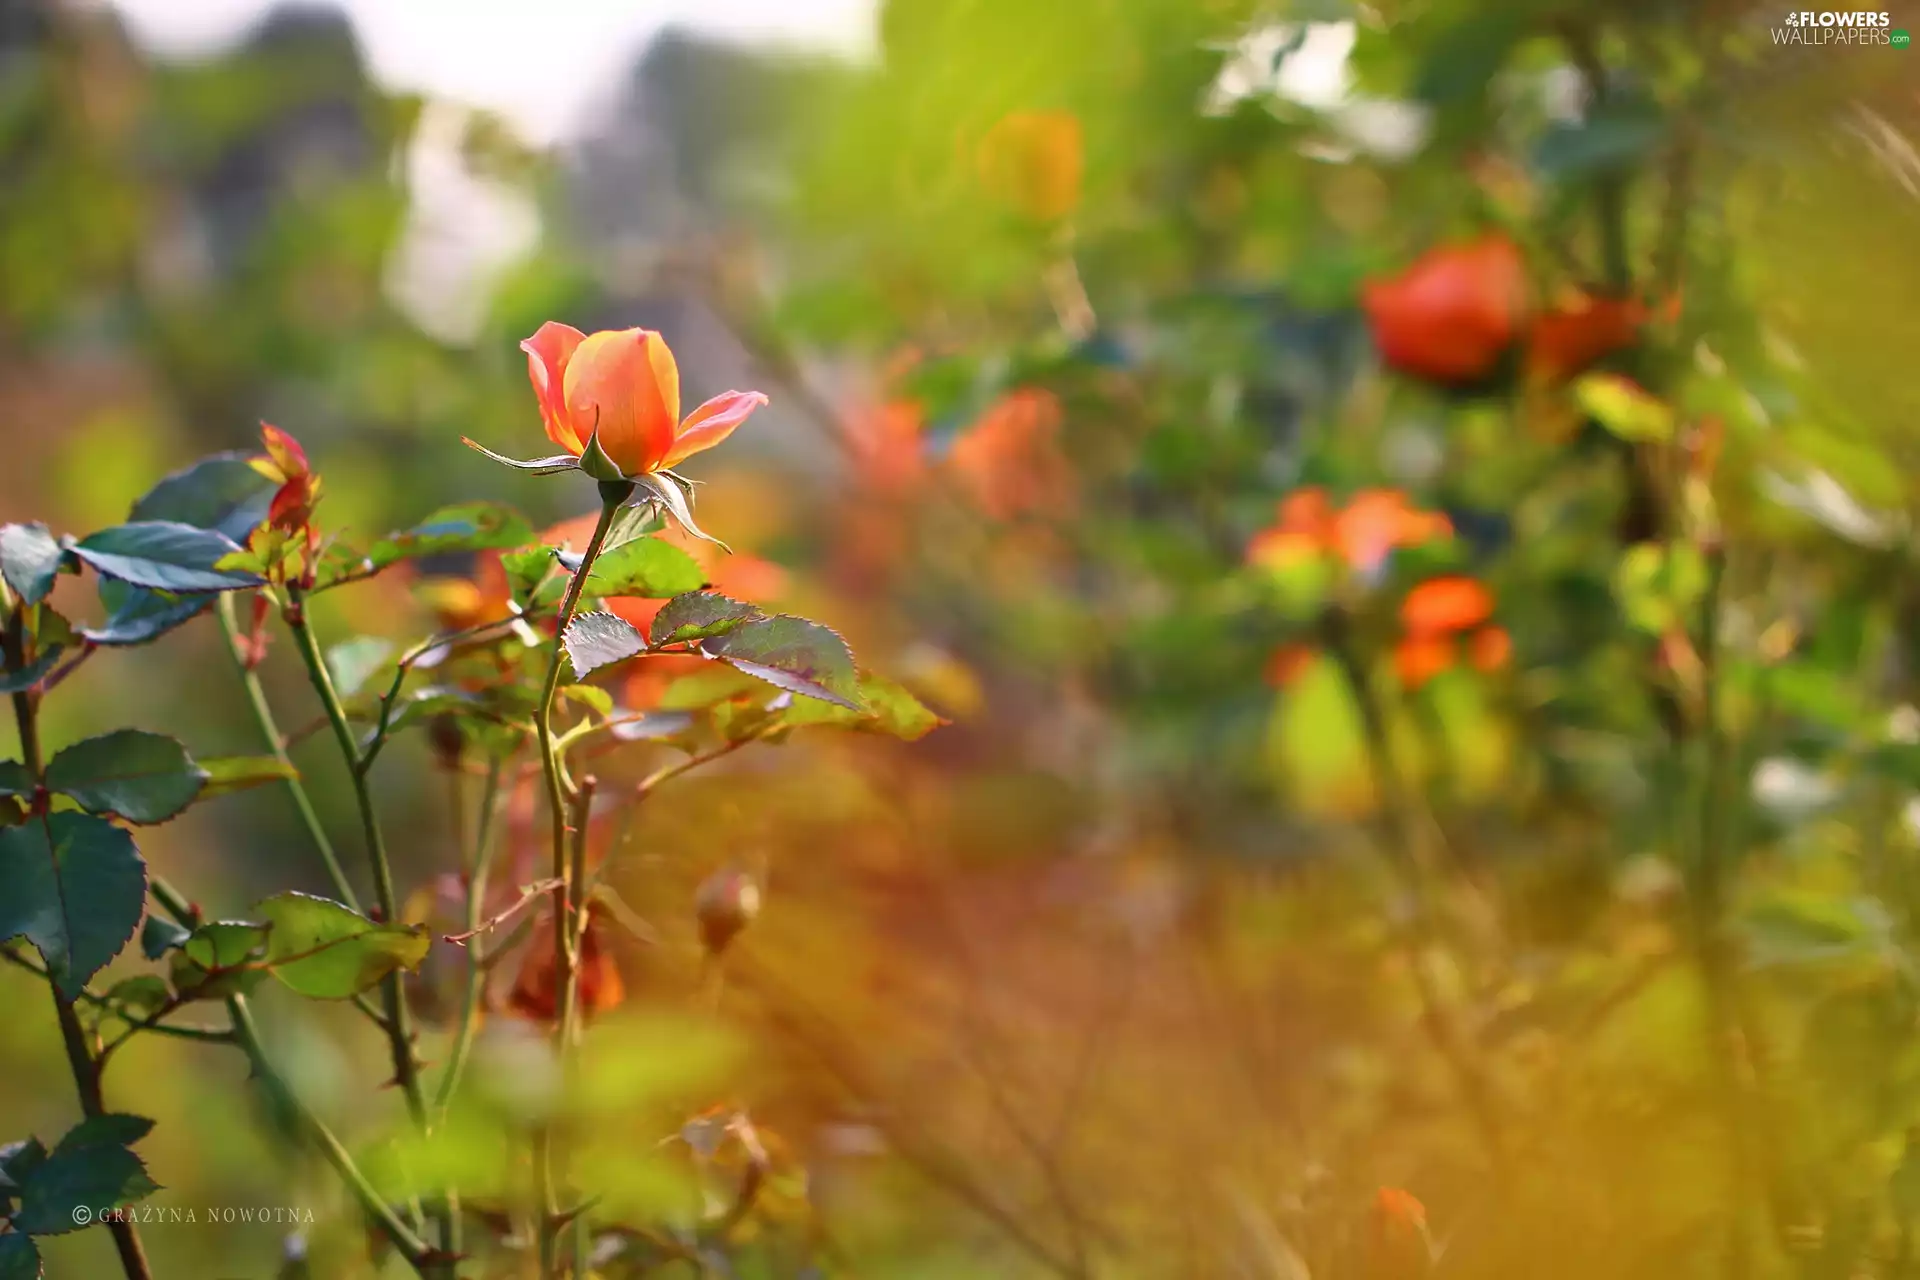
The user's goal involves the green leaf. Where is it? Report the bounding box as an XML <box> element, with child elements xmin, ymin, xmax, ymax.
<box><xmin>365</xmin><ymin>502</ymin><xmax>535</xmax><ymax>573</ymax></box>
<box><xmin>103</xmin><ymin>976</ymin><xmax>171</xmax><ymax>1020</ymax></box>
<box><xmin>649</xmin><ymin>591</ymin><xmax>762</xmax><ymax>646</ymax></box>
<box><xmin>138</xmin><ymin>916</ymin><xmax>190</xmax><ymax>960</ymax></box>
<box><xmin>1613</xmin><ymin>542</ymin><xmax>1707</xmax><ymax>636</ymax></box>
<box><xmin>1741</xmin><ymin>893</ymin><xmax>1896</xmax><ymax>973</ymax></box>
<box><xmin>459</xmin><ymin>438</ymin><xmax>582</xmax><ymax>474</ymax></box>
<box><xmin>0</xmin><ymin>648</ymin><xmax>62</xmax><ymax>695</ymax></box>
<box><xmin>325</xmin><ymin>637</ymin><xmax>394</xmax><ymax>698</ymax></box>
<box><xmin>0</xmin><ymin>760</ymin><xmax>29</xmax><ymax>797</ymax></box>
<box><xmin>0</xmin><ymin>813</ymin><xmax>146</xmax><ymax>999</ymax></box>
<box><xmin>705</xmin><ymin>615</ymin><xmax>862</xmax><ymax>710</ymax></box>
<box><xmin>781</xmin><ymin>671</ymin><xmax>946</xmax><ymax>741</ymax></box>
<box><xmin>562</xmin><ymin>611</ymin><xmax>647</xmax><ymax>678</ymax></box>
<box><xmin>584</xmin><ymin>537</ymin><xmax>706</xmax><ymax>601</ymax></box>
<box><xmin>0</xmin><ymin>524</ymin><xmax>67</xmax><ymax>605</ymax></box>
<box><xmin>0</xmin><ymin>1138</ymin><xmax>48</xmax><ymax>1190</ymax></box>
<box><xmin>78</xmin><ymin>578</ymin><xmax>210</xmax><ymax>647</ymax></box>
<box><xmin>71</xmin><ymin>522</ymin><xmax>264</xmax><ymax>592</ymax></box>
<box><xmin>11</xmin><ymin>1115</ymin><xmax>159</xmax><ymax>1236</ymax></box>
<box><xmin>502</xmin><ymin>545</ymin><xmax>562</xmax><ymax>611</ymax></box>
<box><xmin>0</xmin><ymin>1232</ymin><xmax>40</xmax><ymax>1279</ymax></box>
<box><xmin>196</xmin><ymin>755</ymin><xmax>300</xmax><ymax>798</ymax></box>
<box><xmin>169</xmin><ymin>921</ymin><xmax>270</xmax><ymax>1000</ymax></box>
<box><xmin>130</xmin><ymin>452</ymin><xmax>277</xmax><ymax>543</ymax></box>
<box><xmin>46</xmin><ymin>730</ymin><xmax>208</xmax><ymax>825</ymax></box>
<box><xmin>1575</xmin><ymin>374</ymin><xmax>1673</xmax><ymax>444</ymax></box>
<box><xmin>256</xmin><ymin>892</ymin><xmax>431</xmax><ymax>1000</ymax></box>
<box><xmin>636</xmin><ymin>471</ymin><xmax>729</xmax><ymax>550</ymax></box>
<box><xmin>559</xmin><ymin>684</ymin><xmax>615</xmax><ymax>718</ymax></box>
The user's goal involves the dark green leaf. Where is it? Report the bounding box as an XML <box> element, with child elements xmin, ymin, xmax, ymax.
<box><xmin>0</xmin><ymin>813</ymin><xmax>146</xmax><ymax>999</ymax></box>
<box><xmin>0</xmin><ymin>649</ymin><xmax>62</xmax><ymax>695</ymax></box>
<box><xmin>0</xmin><ymin>524</ymin><xmax>67</xmax><ymax>605</ymax></box>
<box><xmin>256</xmin><ymin>892</ymin><xmax>432</xmax><ymax>1000</ymax></box>
<box><xmin>71</xmin><ymin>522</ymin><xmax>263</xmax><ymax>593</ymax></box>
<box><xmin>1534</xmin><ymin>96</ymin><xmax>1665</xmax><ymax>182</ymax></box>
<box><xmin>0</xmin><ymin>761</ymin><xmax>30</xmax><ymax>798</ymax></box>
<box><xmin>138</xmin><ymin>916</ymin><xmax>190</xmax><ymax>960</ymax></box>
<box><xmin>46</xmin><ymin>730</ymin><xmax>208</xmax><ymax>825</ymax></box>
<box><xmin>562</xmin><ymin>611</ymin><xmax>647</xmax><ymax>678</ymax></box>
<box><xmin>781</xmin><ymin>671</ymin><xmax>946</xmax><ymax>741</ymax></box>
<box><xmin>196</xmin><ymin>755</ymin><xmax>300</xmax><ymax>798</ymax></box>
<box><xmin>130</xmin><ymin>452</ymin><xmax>277</xmax><ymax>543</ymax></box>
<box><xmin>649</xmin><ymin>591</ymin><xmax>762</xmax><ymax>646</ymax></box>
<box><xmin>11</xmin><ymin>1115</ymin><xmax>159</xmax><ymax>1236</ymax></box>
<box><xmin>0</xmin><ymin>1139</ymin><xmax>48</xmax><ymax>1189</ymax></box>
<box><xmin>0</xmin><ymin>1232</ymin><xmax>40</xmax><ymax>1279</ymax></box>
<box><xmin>584</xmin><ymin>537</ymin><xmax>706</xmax><ymax>601</ymax></box>
<box><xmin>705</xmin><ymin>615</ymin><xmax>862</xmax><ymax>710</ymax></box>
<box><xmin>78</xmin><ymin>578</ymin><xmax>210</xmax><ymax>647</ymax></box>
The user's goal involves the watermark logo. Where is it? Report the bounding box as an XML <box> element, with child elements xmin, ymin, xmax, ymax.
<box><xmin>1773</xmin><ymin>10</ymin><xmax>1903</xmax><ymax>41</ymax></box>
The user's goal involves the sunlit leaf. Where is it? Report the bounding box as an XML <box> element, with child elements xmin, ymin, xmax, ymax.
<box><xmin>648</xmin><ymin>591</ymin><xmax>762</xmax><ymax>646</ymax></box>
<box><xmin>78</xmin><ymin>578</ymin><xmax>210</xmax><ymax>647</ymax></box>
<box><xmin>781</xmin><ymin>670</ymin><xmax>947</xmax><ymax>740</ymax></box>
<box><xmin>256</xmin><ymin>892</ymin><xmax>432</xmax><ymax>1000</ymax></box>
<box><xmin>129</xmin><ymin>452</ymin><xmax>277</xmax><ymax>543</ymax></box>
<box><xmin>704</xmin><ymin>615</ymin><xmax>861</xmax><ymax>709</ymax></box>
<box><xmin>71</xmin><ymin>522</ymin><xmax>263</xmax><ymax>592</ymax></box>
<box><xmin>583</xmin><ymin>536</ymin><xmax>705</xmax><ymax>600</ymax></box>
<box><xmin>562</xmin><ymin>611</ymin><xmax>647</xmax><ymax>678</ymax></box>
<box><xmin>196</xmin><ymin>755</ymin><xmax>300</xmax><ymax>798</ymax></box>
<box><xmin>0</xmin><ymin>523</ymin><xmax>67</xmax><ymax>605</ymax></box>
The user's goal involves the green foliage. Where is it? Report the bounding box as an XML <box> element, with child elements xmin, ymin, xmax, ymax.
<box><xmin>128</xmin><ymin>453</ymin><xmax>277</xmax><ymax>543</ymax></box>
<box><xmin>70</xmin><ymin>522</ymin><xmax>264</xmax><ymax>593</ymax></box>
<box><xmin>584</xmin><ymin>536</ymin><xmax>706</xmax><ymax>599</ymax></box>
<box><xmin>0</xmin><ymin>524</ymin><xmax>67</xmax><ymax>606</ymax></box>
<box><xmin>169</xmin><ymin>921</ymin><xmax>270</xmax><ymax>1001</ymax></box>
<box><xmin>254</xmin><ymin>892</ymin><xmax>430</xmax><ymax>1000</ymax></box>
<box><xmin>560</xmin><ymin>610</ymin><xmax>647</xmax><ymax>678</ymax></box>
<box><xmin>44</xmin><ymin>730</ymin><xmax>208</xmax><ymax>825</ymax></box>
<box><xmin>781</xmin><ymin>671</ymin><xmax>946</xmax><ymax>740</ymax></box>
<box><xmin>705</xmin><ymin>615</ymin><xmax>863</xmax><ymax>710</ymax></box>
<box><xmin>6</xmin><ymin>1116</ymin><xmax>158</xmax><ymax>1237</ymax></box>
<box><xmin>330</xmin><ymin>501</ymin><xmax>536</xmax><ymax>586</ymax></box>
<box><xmin>648</xmin><ymin>591</ymin><xmax>762</xmax><ymax>646</ymax></box>
<box><xmin>0</xmin><ymin>814</ymin><xmax>147</xmax><ymax>999</ymax></box>
<box><xmin>0</xmin><ymin>1232</ymin><xmax>40</xmax><ymax>1279</ymax></box>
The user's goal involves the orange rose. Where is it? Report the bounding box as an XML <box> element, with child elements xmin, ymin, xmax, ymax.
<box><xmin>978</xmin><ymin>110</ymin><xmax>1083</xmax><ymax>222</ymax></box>
<box><xmin>1362</xmin><ymin>237</ymin><xmax>1528</xmax><ymax>384</ymax></box>
<box><xmin>1394</xmin><ymin>577</ymin><xmax>1508</xmax><ymax>689</ymax></box>
<box><xmin>1400</xmin><ymin>576</ymin><xmax>1495</xmax><ymax>635</ymax></box>
<box><xmin>1248</xmin><ymin>487</ymin><xmax>1452</xmax><ymax>576</ymax></box>
<box><xmin>518</xmin><ymin>323</ymin><xmax>767</xmax><ymax>478</ymax></box>
<box><xmin>948</xmin><ymin>389</ymin><xmax>1074</xmax><ymax>519</ymax></box>
<box><xmin>1526</xmin><ymin>293</ymin><xmax>1646</xmax><ymax>382</ymax></box>
<box><xmin>507</xmin><ymin>907</ymin><xmax>625</xmax><ymax>1024</ymax></box>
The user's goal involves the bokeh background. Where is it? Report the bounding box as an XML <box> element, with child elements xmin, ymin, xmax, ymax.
<box><xmin>5</xmin><ymin>0</ymin><xmax>1920</xmax><ymax>1275</ymax></box>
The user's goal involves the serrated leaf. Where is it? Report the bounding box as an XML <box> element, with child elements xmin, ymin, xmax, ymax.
<box><xmin>562</xmin><ymin>611</ymin><xmax>647</xmax><ymax>678</ymax></box>
<box><xmin>138</xmin><ymin>916</ymin><xmax>190</xmax><ymax>960</ymax></box>
<box><xmin>459</xmin><ymin>438</ymin><xmax>582</xmax><ymax>474</ymax></box>
<box><xmin>78</xmin><ymin>578</ymin><xmax>210</xmax><ymax>647</ymax></box>
<box><xmin>704</xmin><ymin>615</ymin><xmax>861</xmax><ymax>710</ymax></box>
<box><xmin>584</xmin><ymin>536</ymin><xmax>706</xmax><ymax>601</ymax></box>
<box><xmin>325</xmin><ymin>637</ymin><xmax>394</xmax><ymax>698</ymax></box>
<box><xmin>71</xmin><ymin>522</ymin><xmax>263</xmax><ymax>592</ymax></box>
<box><xmin>0</xmin><ymin>813</ymin><xmax>146</xmax><ymax>999</ymax></box>
<box><xmin>0</xmin><ymin>1138</ymin><xmax>48</xmax><ymax>1188</ymax></box>
<box><xmin>0</xmin><ymin>648</ymin><xmax>62</xmax><ymax>695</ymax></box>
<box><xmin>196</xmin><ymin>755</ymin><xmax>299</xmax><ymax>798</ymax></box>
<box><xmin>11</xmin><ymin>1115</ymin><xmax>159</xmax><ymax>1236</ymax></box>
<box><xmin>649</xmin><ymin>591</ymin><xmax>762</xmax><ymax>646</ymax></box>
<box><xmin>130</xmin><ymin>453</ymin><xmax>277</xmax><ymax>543</ymax></box>
<box><xmin>0</xmin><ymin>1232</ymin><xmax>40</xmax><ymax>1279</ymax></box>
<box><xmin>781</xmin><ymin>671</ymin><xmax>946</xmax><ymax>741</ymax></box>
<box><xmin>0</xmin><ymin>524</ymin><xmax>66</xmax><ymax>605</ymax></box>
<box><xmin>256</xmin><ymin>892</ymin><xmax>431</xmax><ymax>999</ymax></box>
<box><xmin>45</xmin><ymin>730</ymin><xmax>208</xmax><ymax>825</ymax></box>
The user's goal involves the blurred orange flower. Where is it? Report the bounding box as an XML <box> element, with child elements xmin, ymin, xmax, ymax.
<box><xmin>1526</xmin><ymin>292</ymin><xmax>1646</xmax><ymax>382</ymax></box>
<box><xmin>1263</xmin><ymin>643</ymin><xmax>1316</xmax><ymax>689</ymax></box>
<box><xmin>414</xmin><ymin>550</ymin><xmax>511</xmax><ymax>633</ymax></box>
<box><xmin>948</xmin><ymin>389</ymin><xmax>1074</xmax><ymax>519</ymax></box>
<box><xmin>1362</xmin><ymin>237</ymin><xmax>1528</xmax><ymax>384</ymax></box>
<box><xmin>1248</xmin><ymin>486</ymin><xmax>1452</xmax><ymax>576</ymax></box>
<box><xmin>977</xmin><ymin>109</ymin><xmax>1083</xmax><ymax>222</ymax></box>
<box><xmin>519</xmin><ymin>322</ymin><xmax>767</xmax><ymax>478</ymax></box>
<box><xmin>1394</xmin><ymin>576</ymin><xmax>1507</xmax><ymax>688</ymax></box>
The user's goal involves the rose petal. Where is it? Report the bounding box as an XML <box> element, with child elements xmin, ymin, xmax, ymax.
<box><xmin>563</xmin><ymin>329</ymin><xmax>679</xmax><ymax>475</ymax></box>
<box><xmin>521</xmin><ymin>322</ymin><xmax>588</xmax><ymax>455</ymax></box>
<box><xmin>662</xmin><ymin>390</ymin><xmax>769</xmax><ymax>469</ymax></box>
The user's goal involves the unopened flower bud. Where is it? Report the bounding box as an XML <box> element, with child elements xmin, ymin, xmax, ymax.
<box><xmin>695</xmin><ymin>868</ymin><xmax>761</xmax><ymax>955</ymax></box>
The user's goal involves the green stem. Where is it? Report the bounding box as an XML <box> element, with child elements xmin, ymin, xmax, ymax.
<box><xmin>4</xmin><ymin>598</ymin><xmax>156</xmax><ymax>1280</ymax></box>
<box><xmin>433</xmin><ymin>759</ymin><xmax>508</xmax><ymax>1121</ymax></box>
<box><xmin>216</xmin><ymin>593</ymin><xmax>361</xmax><ymax>912</ymax></box>
<box><xmin>532</xmin><ymin>481</ymin><xmax>629</xmax><ymax>1275</ymax></box>
<box><xmin>227</xmin><ymin>995</ymin><xmax>437</xmax><ymax>1272</ymax></box>
<box><xmin>281</xmin><ymin>587</ymin><xmax>448</xmax><ymax>1275</ymax></box>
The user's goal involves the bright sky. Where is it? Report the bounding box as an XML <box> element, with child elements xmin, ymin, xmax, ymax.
<box><xmin>110</xmin><ymin>0</ymin><xmax>877</xmax><ymax>144</ymax></box>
